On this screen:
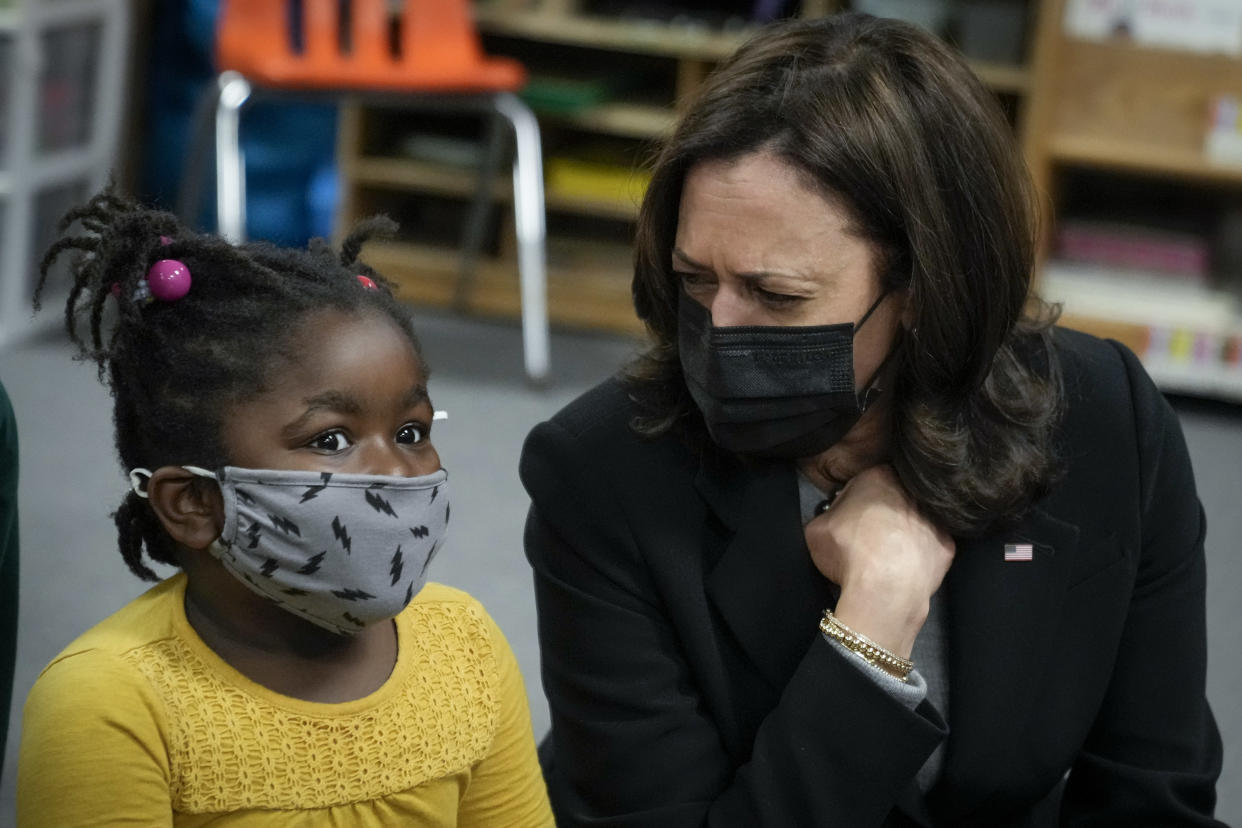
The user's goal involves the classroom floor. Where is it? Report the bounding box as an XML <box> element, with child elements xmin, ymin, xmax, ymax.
<box><xmin>1</xmin><ymin>310</ymin><xmax>1239</xmax><ymax>823</ymax></box>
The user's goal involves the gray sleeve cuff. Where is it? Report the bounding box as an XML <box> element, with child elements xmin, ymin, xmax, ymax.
<box><xmin>822</xmin><ymin>631</ymin><xmax>927</xmax><ymax>709</ymax></box>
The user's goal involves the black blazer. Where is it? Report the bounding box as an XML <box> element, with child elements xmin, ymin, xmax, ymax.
<box><xmin>519</xmin><ymin>329</ymin><xmax>1224</xmax><ymax>827</ymax></box>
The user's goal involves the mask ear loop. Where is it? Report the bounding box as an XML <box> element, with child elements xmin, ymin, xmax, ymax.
<box><xmin>128</xmin><ymin>468</ymin><xmax>153</xmax><ymax>499</ymax></box>
<box><xmin>852</xmin><ymin>292</ymin><xmax>900</xmax><ymax>413</ymax></box>
<box><xmin>127</xmin><ymin>465</ymin><xmax>218</xmax><ymax>499</ymax></box>
<box><xmin>853</xmin><ymin>289</ymin><xmax>889</xmax><ymax>333</ymax></box>
<box><xmin>857</xmin><ymin>340</ymin><xmax>901</xmax><ymax>412</ymax></box>
<box><xmin>177</xmin><ymin>466</ymin><xmax>228</xmax><ymax>553</ymax></box>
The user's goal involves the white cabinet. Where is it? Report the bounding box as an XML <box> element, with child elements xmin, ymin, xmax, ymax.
<box><xmin>0</xmin><ymin>0</ymin><xmax>130</xmax><ymax>347</ymax></box>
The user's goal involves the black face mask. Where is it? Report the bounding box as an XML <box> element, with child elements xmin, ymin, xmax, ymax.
<box><xmin>678</xmin><ymin>290</ymin><xmax>893</xmax><ymax>460</ymax></box>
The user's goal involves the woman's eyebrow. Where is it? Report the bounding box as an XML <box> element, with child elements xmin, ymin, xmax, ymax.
<box><xmin>673</xmin><ymin>247</ymin><xmax>804</xmax><ymax>284</ymax></box>
<box><xmin>672</xmin><ymin>248</ymin><xmax>709</xmax><ymax>270</ymax></box>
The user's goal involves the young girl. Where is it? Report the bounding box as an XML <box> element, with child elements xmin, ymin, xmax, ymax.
<box><xmin>16</xmin><ymin>190</ymin><xmax>553</xmax><ymax>826</ymax></box>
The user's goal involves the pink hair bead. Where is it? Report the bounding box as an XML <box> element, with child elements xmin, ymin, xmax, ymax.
<box><xmin>146</xmin><ymin>259</ymin><xmax>192</xmax><ymax>302</ymax></box>
<box><xmin>356</xmin><ymin>274</ymin><xmax>377</xmax><ymax>290</ymax></box>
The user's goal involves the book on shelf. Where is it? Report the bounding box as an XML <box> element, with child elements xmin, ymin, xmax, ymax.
<box><xmin>1042</xmin><ymin>261</ymin><xmax>1242</xmax><ymax>392</ymax></box>
<box><xmin>1055</xmin><ymin>220</ymin><xmax>1210</xmax><ymax>283</ymax></box>
<box><xmin>1063</xmin><ymin>0</ymin><xmax>1242</xmax><ymax>56</ymax></box>
<box><xmin>1042</xmin><ymin>261</ymin><xmax>1236</xmax><ymax>328</ymax></box>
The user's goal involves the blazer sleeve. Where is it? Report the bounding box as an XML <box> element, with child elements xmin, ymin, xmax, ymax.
<box><xmin>521</xmin><ymin>417</ymin><xmax>947</xmax><ymax>828</ymax></box>
<box><xmin>1061</xmin><ymin>342</ymin><xmax>1225</xmax><ymax>825</ymax></box>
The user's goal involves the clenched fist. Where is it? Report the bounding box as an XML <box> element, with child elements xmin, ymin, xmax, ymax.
<box><xmin>804</xmin><ymin>464</ymin><xmax>955</xmax><ymax>658</ymax></box>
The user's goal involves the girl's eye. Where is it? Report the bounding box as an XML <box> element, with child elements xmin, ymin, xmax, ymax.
<box><xmin>396</xmin><ymin>423</ymin><xmax>427</xmax><ymax>445</ymax></box>
<box><xmin>309</xmin><ymin>430</ymin><xmax>352</xmax><ymax>452</ymax></box>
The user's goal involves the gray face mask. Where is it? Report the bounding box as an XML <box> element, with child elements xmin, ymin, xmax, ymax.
<box><xmin>131</xmin><ymin>465</ymin><xmax>450</xmax><ymax>635</ymax></box>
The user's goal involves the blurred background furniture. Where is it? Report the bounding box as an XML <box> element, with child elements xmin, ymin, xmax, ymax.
<box><xmin>338</xmin><ymin>0</ymin><xmax>1032</xmax><ymax>336</ymax></box>
<box><xmin>1024</xmin><ymin>0</ymin><xmax>1242</xmax><ymax>400</ymax></box>
<box><xmin>0</xmin><ymin>0</ymin><xmax>131</xmax><ymax>347</ymax></box>
<box><xmin>5</xmin><ymin>0</ymin><xmax>1242</xmax><ymax>395</ymax></box>
<box><xmin>339</xmin><ymin>0</ymin><xmax>1242</xmax><ymax>402</ymax></box>
<box><xmin>205</xmin><ymin>0</ymin><xmax>550</xmax><ymax>382</ymax></box>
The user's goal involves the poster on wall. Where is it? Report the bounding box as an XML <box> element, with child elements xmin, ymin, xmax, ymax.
<box><xmin>1064</xmin><ymin>0</ymin><xmax>1242</xmax><ymax>55</ymax></box>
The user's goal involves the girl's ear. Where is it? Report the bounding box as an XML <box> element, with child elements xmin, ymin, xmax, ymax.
<box><xmin>146</xmin><ymin>467</ymin><xmax>224</xmax><ymax>551</ymax></box>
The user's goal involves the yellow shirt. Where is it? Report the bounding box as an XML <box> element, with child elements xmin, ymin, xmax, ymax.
<box><xmin>17</xmin><ymin>575</ymin><xmax>553</xmax><ymax>826</ymax></box>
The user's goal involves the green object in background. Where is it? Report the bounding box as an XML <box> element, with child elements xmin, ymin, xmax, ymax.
<box><xmin>520</xmin><ymin>75</ymin><xmax>618</xmax><ymax>115</ymax></box>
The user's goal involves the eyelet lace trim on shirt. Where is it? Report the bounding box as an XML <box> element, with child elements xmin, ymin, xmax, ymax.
<box><xmin>123</xmin><ymin>602</ymin><xmax>499</xmax><ymax>813</ymax></box>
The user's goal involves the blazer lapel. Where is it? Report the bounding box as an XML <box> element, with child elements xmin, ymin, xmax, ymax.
<box><xmin>697</xmin><ymin>450</ymin><xmax>934</xmax><ymax>827</ymax></box>
<box><xmin>698</xmin><ymin>449</ymin><xmax>835</xmax><ymax>690</ymax></box>
<box><xmin>928</xmin><ymin>506</ymin><xmax>1080</xmax><ymax>823</ymax></box>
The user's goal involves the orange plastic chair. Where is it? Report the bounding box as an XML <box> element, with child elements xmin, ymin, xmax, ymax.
<box><xmin>216</xmin><ymin>0</ymin><xmax>526</xmax><ymax>91</ymax></box>
<box><xmin>209</xmin><ymin>0</ymin><xmax>549</xmax><ymax>381</ymax></box>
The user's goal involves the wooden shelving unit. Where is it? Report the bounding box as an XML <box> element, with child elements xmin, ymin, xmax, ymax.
<box><xmin>362</xmin><ymin>237</ymin><xmax>636</xmax><ymax>330</ymax></box>
<box><xmin>547</xmin><ymin>101</ymin><xmax>675</xmax><ymax>140</ymax></box>
<box><xmin>1047</xmin><ymin>136</ymin><xmax>1242</xmax><ymax>186</ymax></box>
<box><xmin>471</xmin><ymin>7</ymin><xmax>756</xmax><ymax>61</ymax></box>
<box><xmin>337</xmin><ymin>0</ymin><xmax>1043</xmax><ymax>338</ymax></box>
<box><xmin>336</xmin><ymin>0</ymin><xmax>1242</xmax><ymax>400</ymax></box>
<box><xmin>1023</xmin><ymin>0</ymin><xmax>1242</xmax><ymax>401</ymax></box>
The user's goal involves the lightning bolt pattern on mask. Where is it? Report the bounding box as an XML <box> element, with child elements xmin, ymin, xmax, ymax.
<box><xmin>268</xmin><ymin>514</ymin><xmax>302</xmax><ymax>537</ymax></box>
<box><xmin>299</xmin><ymin>472</ymin><xmax>333</xmax><ymax>503</ymax></box>
<box><xmin>298</xmin><ymin>551</ymin><xmax>326</xmax><ymax>575</ymax></box>
<box><xmin>389</xmin><ymin>546</ymin><xmax>404</xmax><ymax>586</ymax></box>
<box><xmin>191</xmin><ymin>466</ymin><xmax>450</xmax><ymax>635</ymax></box>
<box><xmin>364</xmin><ymin>489</ymin><xmax>399</xmax><ymax>517</ymax></box>
<box><xmin>331</xmin><ymin>516</ymin><xmax>353</xmax><ymax>554</ymax></box>
<box><xmin>244</xmin><ymin>521</ymin><xmax>262</xmax><ymax>550</ymax></box>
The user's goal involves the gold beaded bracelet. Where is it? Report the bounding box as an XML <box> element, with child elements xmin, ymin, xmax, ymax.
<box><xmin>819</xmin><ymin>609</ymin><xmax>914</xmax><ymax>683</ymax></box>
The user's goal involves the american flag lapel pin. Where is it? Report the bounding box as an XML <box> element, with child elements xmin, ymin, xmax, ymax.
<box><xmin>1004</xmin><ymin>542</ymin><xmax>1034</xmax><ymax>562</ymax></box>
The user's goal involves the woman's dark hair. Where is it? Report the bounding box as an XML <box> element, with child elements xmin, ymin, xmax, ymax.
<box><xmin>628</xmin><ymin>13</ymin><xmax>1063</xmax><ymax>535</ymax></box>
<box><xmin>36</xmin><ymin>188</ymin><xmax>423</xmax><ymax>580</ymax></box>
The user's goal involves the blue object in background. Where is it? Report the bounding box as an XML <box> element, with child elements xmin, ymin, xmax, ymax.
<box><xmin>139</xmin><ymin>0</ymin><xmax>338</xmax><ymax>246</ymax></box>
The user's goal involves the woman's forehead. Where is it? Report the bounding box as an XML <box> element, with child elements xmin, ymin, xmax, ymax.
<box><xmin>675</xmin><ymin>154</ymin><xmax>872</xmax><ymax>280</ymax></box>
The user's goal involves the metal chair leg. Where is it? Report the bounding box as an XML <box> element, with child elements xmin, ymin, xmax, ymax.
<box><xmin>215</xmin><ymin>71</ymin><xmax>253</xmax><ymax>244</ymax></box>
<box><xmin>455</xmin><ymin>108</ymin><xmax>507</xmax><ymax>311</ymax></box>
<box><xmin>492</xmin><ymin>92</ymin><xmax>549</xmax><ymax>384</ymax></box>
<box><xmin>177</xmin><ymin>81</ymin><xmax>222</xmax><ymax>227</ymax></box>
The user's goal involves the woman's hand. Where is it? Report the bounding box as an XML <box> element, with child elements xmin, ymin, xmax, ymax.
<box><xmin>804</xmin><ymin>465</ymin><xmax>955</xmax><ymax>658</ymax></box>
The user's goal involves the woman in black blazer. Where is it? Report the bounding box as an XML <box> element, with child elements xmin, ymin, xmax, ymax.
<box><xmin>520</xmin><ymin>14</ymin><xmax>1224</xmax><ymax>826</ymax></box>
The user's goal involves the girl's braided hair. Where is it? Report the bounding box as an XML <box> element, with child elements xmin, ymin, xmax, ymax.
<box><xmin>35</xmin><ymin>187</ymin><xmax>422</xmax><ymax>581</ymax></box>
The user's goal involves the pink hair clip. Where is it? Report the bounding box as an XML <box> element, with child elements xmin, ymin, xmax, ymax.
<box><xmin>107</xmin><ymin>238</ymin><xmax>190</xmax><ymax>304</ymax></box>
<box><xmin>109</xmin><ymin>259</ymin><xmax>192</xmax><ymax>305</ymax></box>
<box><xmin>146</xmin><ymin>259</ymin><xmax>192</xmax><ymax>302</ymax></box>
